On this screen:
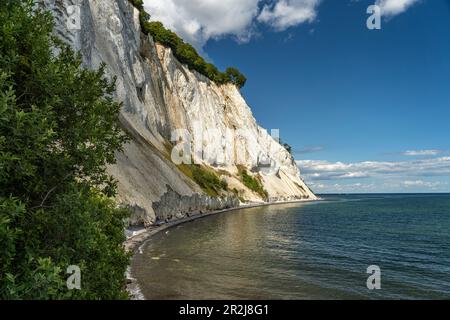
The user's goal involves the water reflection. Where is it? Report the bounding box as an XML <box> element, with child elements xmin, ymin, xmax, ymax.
<box><xmin>131</xmin><ymin>195</ymin><xmax>450</xmax><ymax>300</ymax></box>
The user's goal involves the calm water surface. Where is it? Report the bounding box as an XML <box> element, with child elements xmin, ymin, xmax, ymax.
<box><xmin>131</xmin><ymin>194</ymin><xmax>450</xmax><ymax>299</ymax></box>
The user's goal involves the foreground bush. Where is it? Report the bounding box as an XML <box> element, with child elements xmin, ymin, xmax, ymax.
<box><xmin>0</xmin><ymin>1</ymin><xmax>130</xmax><ymax>299</ymax></box>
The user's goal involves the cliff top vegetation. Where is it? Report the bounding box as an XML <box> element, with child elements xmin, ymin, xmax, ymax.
<box><xmin>128</xmin><ymin>0</ymin><xmax>247</xmax><ymax>89</ymax></box>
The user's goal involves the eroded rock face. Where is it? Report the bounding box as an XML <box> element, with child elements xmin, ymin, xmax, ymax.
<box><xmin>43</xmin><ymin>0</ymin><xmax>317</xmax><ymax>225</ymax></box>
<box><xmin>152</xmin><ymin>186</ymin><xmax>240</xmax><ymax>223</ymax></box>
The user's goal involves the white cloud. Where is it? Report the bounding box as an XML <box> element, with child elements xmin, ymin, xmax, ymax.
<box><xmin>402</xmin><ymin>149</ymin><xmax>449</xmax><ymax>156</ymax></box>
<box><xmin>297</xmin><ymin>156</ymin><xmax>450</xmax><ymax>193</ymax></box>
<box><xmin>257</xmin><ymin>0</ymin><xmax>321</xmax><ymax>31</ymax></box>
<box><xmin>142</xmin><ymin>0</ymin><xmax>421</xmax><ymax>48</ymax></box>
<box><xmin>375</xmin><ymin>0</ymin><xmax>420</xmax><ymax>17</ymax></box>
<box><xmin>402</xmin><ymin>180</ymin><xmax>447</xmax><ymax>188</ymax></box>
<box><xmin>297</xmin><ymin>157</ymin><xmax>450</xmax><ymax>181</ymax></box>
<box><xmin>143</xmin><ymin>0</ymin><xmax>321</xmax><ymax>48</ymax></box>
<box><xmin>293</xmin><ymin>145</ymin><xmax>324</xmax><ymax>155</ymax></box>
<box><xmin>309</xmin><ymin>181</ymin><xmax>378</xmax><ymax>193</ymax></box>
<box><xmin>143</xmin><ymin>0</ymin><xmax>260</xmax><ymax>48</ymax></box>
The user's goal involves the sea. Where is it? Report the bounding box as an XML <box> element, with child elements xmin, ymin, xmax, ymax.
<box><xmin>131</xmin><ymin>194</ymin><xmax>450</xmax><ymax>299</ymax></box>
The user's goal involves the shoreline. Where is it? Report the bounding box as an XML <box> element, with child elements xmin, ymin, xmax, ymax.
<box><xmin>124</xmin><ymin>197</ymin><xmax>320</xmax><ymax>300</ymax></box>
<box><xmin>124</xmin><ymin>198</ymin><xmax>320</xmax><ymax>253</ymax></box>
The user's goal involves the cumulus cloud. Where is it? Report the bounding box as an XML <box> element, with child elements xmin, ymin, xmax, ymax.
<box><xmin>143</xmin><ymin>0</ymin><xmax>321</xmax><ymax>48</ymax></box>
<box><xmin>375</xmin><ymin>0</ymin><xmax>420</xmax><ymax>17</ymax></box>
<box><xmin>402</xmin><ymin>149</ymin><xmax>449</xmax><ymax>156</ymax></box>
<box><xmin>309</xmin><ymin>179</ymin><xmax>448</xmax><ymax>193</ymax></box>
<box><xmin>297</xmin><ymin>152</ymin><xmax>450</xmax><ymax>193</ymax></box>
<box><xmin>142</xmin><ymin>0</ymin><xmax>421</xmax><ymax>48</ymax></box>
<box><xmin>143</xmin><ymin>0</ymin><xmax>260</xmax><ymax>48</ymax></box>
<box><xmin>297</xmin><ymin>157</ymin><xmax>450</xmax><ymax>181</ymax></box>
<box><xmin>293</xmin><ymin>145</ymin><xmax>324</xmax><ymax>155</ymax></box>
<box><xmin>309</xmin><ymin>182</ymin><xmax>378</xmax><ymax>193</ymax></box>
<box><xmin>257</xmin><ymin>0</ymin><xmax>321</xmax><ymax>31</ymax></box>
<box><xmin>402</xmin><ymin>180</ymin><xmax>447</xmax><ymax>188</ymax></box>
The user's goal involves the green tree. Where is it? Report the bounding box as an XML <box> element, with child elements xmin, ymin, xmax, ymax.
<box><xmin>139</xmin><ymin>18</ymin><xmax>247</xmax><ymax>88</ymax></box>
<box><xmin>283</xmin><ymin>143</ymin><xmax>292</xmax><ymax>154</ymax></box>
<box><xmin>226</xmin><ymin>67</ymin><xmax>247</xmax><ymax>89</ymax></box>
<box><xmin>0</xmin><ymin>1</ymin><xmax>130</xmax><ymax>299</ymax></box>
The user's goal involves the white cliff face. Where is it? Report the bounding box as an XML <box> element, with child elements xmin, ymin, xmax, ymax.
<box><xmin>44</xmin><ymin>0</ymin><xmax>317</xmax><ymax>225</ymax></box>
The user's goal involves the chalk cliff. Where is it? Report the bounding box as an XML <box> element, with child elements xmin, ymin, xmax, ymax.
<box><xmin>42</xmin><ymin>0</ymin><xmax>317</xmax><ymax>226</ymax></box>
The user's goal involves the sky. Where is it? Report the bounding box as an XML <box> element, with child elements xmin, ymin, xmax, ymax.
<box><xmin>143</xmin><ymin>0</ymin><xmax>450</xmax><ymax>193</ymax></box>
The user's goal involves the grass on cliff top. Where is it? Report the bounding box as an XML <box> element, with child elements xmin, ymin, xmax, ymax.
<box><xmin>237</xmin><ymin>166</ymin><xmax>269</xmax><ymax>201</ymax></box>
<box><xmin>127</xmin><ymin>0</ymin><xmax>246</xmax><ymax>89</ymax></box>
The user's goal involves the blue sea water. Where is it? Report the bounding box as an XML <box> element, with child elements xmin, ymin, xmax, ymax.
<box><xmin>131</xmin><ymin>194</ymin><xmax>450</xmax><ymax>299</ymax></box>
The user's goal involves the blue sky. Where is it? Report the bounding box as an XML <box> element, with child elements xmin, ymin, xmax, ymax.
<box><xmin>144</xmin><ymin>0</ymin><xmax>450</xmax><ymax>193</ymax></box>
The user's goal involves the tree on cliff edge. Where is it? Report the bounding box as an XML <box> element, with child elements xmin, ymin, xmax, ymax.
<box><xmin>0</xmin><ymin>1</ymin><xmax>130</xmax><ymax>299</ymax></box>
<box><xmin>226</xmin><ymin>67</ymin><xmax>247</xmax><ymax>89</ymax></box>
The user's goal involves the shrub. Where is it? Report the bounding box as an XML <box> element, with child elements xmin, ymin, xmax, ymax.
<box><xmin>283</xmin><ymin>143</ymin><xmax>292</xmax><ymax>154</ymax></box>
<box><xmin>238</xmin><ymin>167</ymin><xmax>269</xmax><ymax>200</ymax></box>
<box><xmin>177</xmin><ymin>164</ymin><xmax>228</xmax><ymax>197</ymax></box>
<box><xmin>0</xmin><ymin>1</ymin><xmax>130</xmax><ymax>299</ymax></box>
<box><xmin>225</xmin><ymin>67</ymin><xmax>247</xmax><ymax>89</ymax></box>
<box><xmin>191</xmin><ymin>165</ymin><xmax>228</xmax><ymax>197</ymax></box>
